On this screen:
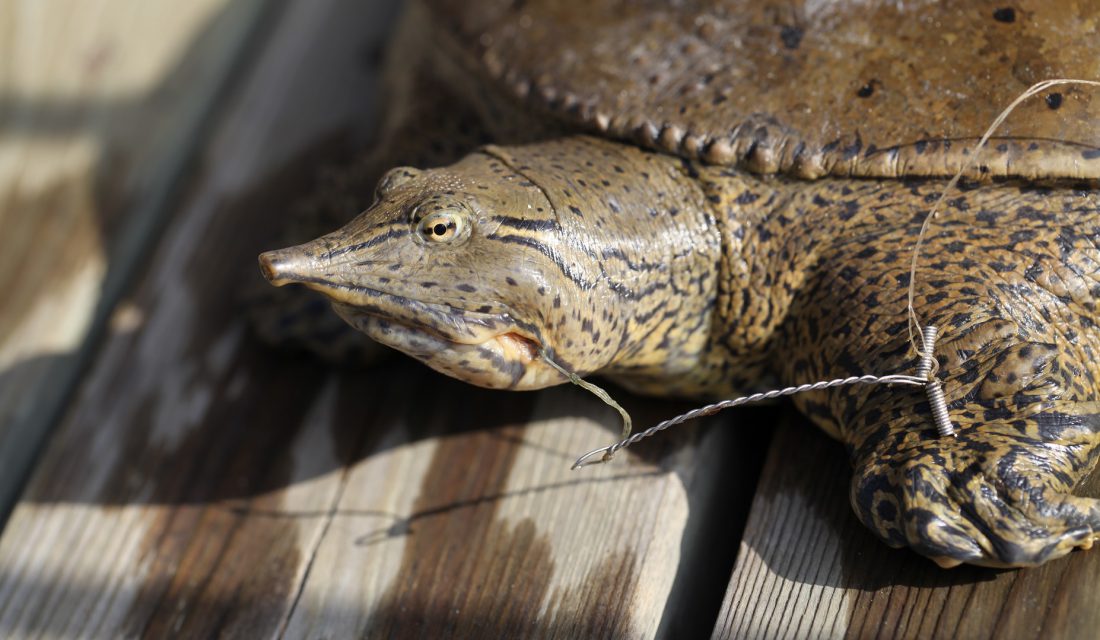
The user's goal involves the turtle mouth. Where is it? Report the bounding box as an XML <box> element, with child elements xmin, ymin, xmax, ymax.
<box><xmin>279</xmin><ymin>276</ymin><xmax>537</xmax><ymax>349</ymax></box>
<box><xmin>342</xmin><ymin>306</ymin><xmax>540</xmax><ymax>364</ymax></box>
<box><xmin>259</xmin><ymin>250</ymin><xmax>556</xmax><ymax>389</ymax></box>
<box><xmin>331</xmin><ymin>297</ymin><xmax>540</xmax><ymax>361</ymax></box>
<box><xmin>330</xmin><ymin>295</ymin><xmax>549</xmax><ymax>389</ymax></box>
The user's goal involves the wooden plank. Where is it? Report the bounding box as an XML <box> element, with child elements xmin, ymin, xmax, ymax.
<box><xmin>0</xmin><ymin>0</ymin><xmax>764</xmax><ymax>636</ymax></box>
<box><xmin>0</xmin><ymin>0</ymin><xmax>272</xmax><ymax>518</ymax></box>
<box><xmin>278</xmin><ymin>382</ymin><xmax>765</xmax><ymax>639</ymax></box>
<box><xmin>0</xmin><ymin>0</ymin><xmax>401</xmax><ymax>635</ymax></box>
<box><xmin>712</xmin><ymin>414</ymin><xmax>1100</xmax><ymax>640</ymax></box>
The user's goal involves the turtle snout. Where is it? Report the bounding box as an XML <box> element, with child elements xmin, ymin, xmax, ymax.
<box><xmin>259</xmin><ymin>246</ymin><xmax>316</xmax><ymax>287</ymax></box>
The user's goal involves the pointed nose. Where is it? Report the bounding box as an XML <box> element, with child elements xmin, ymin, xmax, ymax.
<box><xmin>258</xmin><ymin>246</ymin><xmax>314</xmax><ymax>286</ymax></box>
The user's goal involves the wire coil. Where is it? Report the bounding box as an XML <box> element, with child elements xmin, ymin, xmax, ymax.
<box><xmin>916</xmin><ymin>325</ymin><xmax>938</xmax><ymax>379</ymax></box>
<box><xmin>918</xmin><ymin>325</ymin><xmax>956</xmax><ymax>438</ymax></box>
<box><xmin>926</xmin><ymin>381</ymin><xmax>954</xmax><ymax>438</ymax></box>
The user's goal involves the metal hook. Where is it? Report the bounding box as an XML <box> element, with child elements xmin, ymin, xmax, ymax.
<box><xmin>571</xmin><ymin>447</ymin><xmax>615</xmax><ymax>470</ymax></box>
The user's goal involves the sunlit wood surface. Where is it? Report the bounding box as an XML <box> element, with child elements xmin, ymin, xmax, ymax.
<box><xmin>0</xmin><ymin>0</ymin><xmax>270</xmax><ymax>517</ymax></box>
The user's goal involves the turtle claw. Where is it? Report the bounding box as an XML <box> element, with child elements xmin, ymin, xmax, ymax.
<box><xmin>931</xmin><ymin>556</ymin><xmax>964</xmax><ymax>569</ymax></box>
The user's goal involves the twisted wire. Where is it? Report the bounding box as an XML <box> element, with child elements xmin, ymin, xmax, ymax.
<box><xmin>572</xmin><ymin>373</ymin><xmax>927</xmax><ymax>469</ymax></box>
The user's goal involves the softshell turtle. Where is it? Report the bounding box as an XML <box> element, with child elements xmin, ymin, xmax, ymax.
<box><xmin>257</xmin><ymin>0</ymin><xmax>1100</xmax><ymax>568</ymax></box>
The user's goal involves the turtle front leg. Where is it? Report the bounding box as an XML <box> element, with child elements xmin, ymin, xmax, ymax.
<box><xmin>775</xmin><ymin>183</ymin><xmax>1100</xmax><ymax>567</ymax></box>
<box><xmin>839</xmin><ymin>326</ymin><xmax>1100</xmax><ymax>568</ymax></box>
<box><xmin>788</xmin><ymin>312</ymin><xmax>1100</xmax><ymax>568</ymax></box>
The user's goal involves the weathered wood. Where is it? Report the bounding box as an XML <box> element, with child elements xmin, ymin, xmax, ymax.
<box><xmin>277</xmin><ymin>382</ymin><xmax>759</xmax><ymax>639</ymax></box>
<box><xmin>712</xmin><ymin>414</ymin><xmax>1100</xmax><ymax>640</ymax></box>
<box><xmin>0</xmin><ymin>0</ymin><xmax>762</xmax><ymax>636</ymax></box>
<box><xmin>0</xmin><ymin>0</ymin><xmax>400</xmax><ymax>635</ymax></box>
<box><xmin>0</xmin><ymin>0</ymin><xmax>272</xmax><ymax>518</ymax></box>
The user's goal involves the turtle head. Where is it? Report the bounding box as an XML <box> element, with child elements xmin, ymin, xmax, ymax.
<box><xmin>261</xmin><ymin>137</ymin><xmax>725</xmax><ymax>394</ymax></box>
<box><xmin>259</xmin><ymin>149</ymin><xmax>611</xmax><ymax>390</ymax></box>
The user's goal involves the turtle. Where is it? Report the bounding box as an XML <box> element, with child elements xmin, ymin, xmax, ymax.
<box><xmin>256</xmin><ymin>0</ymin><xmax>1100</xmax><ymax>568</ymax></box>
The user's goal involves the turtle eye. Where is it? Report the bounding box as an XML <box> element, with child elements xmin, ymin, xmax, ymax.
<box><xmin>415</xmin><ymin>210</ymin><xmax>467</xmax><ymax>244</ymax></box>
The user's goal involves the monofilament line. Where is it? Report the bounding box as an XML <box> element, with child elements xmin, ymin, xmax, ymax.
<box><xmin>540</xmin><ymin>348</ymin><xmax>634</xmax><ymax>439</ymax></box>
<box><xmin>906</xmin><ymin>79</ymin><xmax>1100</xmax><ymax>358</ymax></box>
<box><xmin>571</xmin><ymin>374</ymin><xmax>926</xmax><ymax>469</ymax></box>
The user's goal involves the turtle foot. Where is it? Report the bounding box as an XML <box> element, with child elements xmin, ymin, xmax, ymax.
<box><xmin>851</xmin><ymin>410</ymin><xmax>1100</xmax><ymax>568</ymax></box>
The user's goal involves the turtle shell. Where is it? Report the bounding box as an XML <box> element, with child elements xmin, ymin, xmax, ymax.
<box><xmin>426</xmin><ymin>0</ymin><xmax>1100</xmax><ymax>179</ymax></box>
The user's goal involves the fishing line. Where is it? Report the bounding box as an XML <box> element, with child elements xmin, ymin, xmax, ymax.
<box><xmin>906</xmin><ymin>79</ymin><xmax>1100</xmax><ymax>359</ymax></box>
<box><xmin>568</xmin><ymin>79</ymin><xmax>1099</xmax><ymax>469</ymax></box>
<box><xmin>540</xmin><ymin>348</ymin><xmax>633</xmax><ymax>442</ymax></box>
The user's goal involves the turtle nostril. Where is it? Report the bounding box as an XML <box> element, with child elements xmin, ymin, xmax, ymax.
<box><xmin>258</xmin><ymin>251</ymin><xmax>279</xmax><ymax>283</ymax></box>
<box><xmin>258</xmin><ymin>251</ymin><xmax>285</xmax><ymax>284</ymax></box>
<box><xmin>258</xmin><ymin>248</ymin><xmax>310</xmax><ymax>286</ymax></box>
<box><xmin>257</xmin><ymin>232</ymin><xmax>357</xmax><ymax>289</ymax></box>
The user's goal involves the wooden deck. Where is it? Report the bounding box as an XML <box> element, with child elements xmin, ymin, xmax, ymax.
<box><xmin>2</xmin><ymin>2</ymin><xmax>1099</xmax><ymax>638</ymax></box>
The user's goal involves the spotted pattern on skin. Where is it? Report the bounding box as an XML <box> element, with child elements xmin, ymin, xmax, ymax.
<box><xmin>263</xmin><ymin>135</ymin><xmax>1100</xmax><ymax>567</ymax></box>
<box><xmin>744</xmin><ymin>175</ymin><xmax>1100</xmax><ymax>567</ymax></box>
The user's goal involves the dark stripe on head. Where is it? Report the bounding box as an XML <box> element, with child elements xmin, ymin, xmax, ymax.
<box><xmin>488</xmin><ymin>234</ymin><xmax>649</xmax><ymax>301</ymax></box>
<box><xmin>599</xmin><ymin>247</ymin><xmax>668</xmax><ymax>272</ymax></box>
<box><xmin>491</xmin><ymin>216</ymin><xmax>562</xmax><ymax>233</ymax></box>
<box><xmin>323</xmin><ymin>227</ymin><xmax>409</xmax><ymax>259</ymax></box>
<box><xmin>487</xmin><ymin>233</ymin><xmax>593</xmax><ymax>290</ymax></box>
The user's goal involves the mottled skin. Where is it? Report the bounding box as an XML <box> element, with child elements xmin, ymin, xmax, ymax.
<box><xmin>262</xmin><ymin>134</ymin><xmax>1100</xmax><ymax>568</ymax></box>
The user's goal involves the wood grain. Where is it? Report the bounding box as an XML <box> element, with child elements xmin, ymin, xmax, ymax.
<box><xmin>712</xmin><ymin>413</ymin><xmax>1100</xmax><ymax>640</ymax></box>
<box><xmin>0</xmin><ymin>0</ymin><xmax>400</xmax><ymax>635</ymax></box>
<box><xmin>277</xmin><ymin>381</ymin><xmax>764</xmax><ymax>639</ymax></box>
<box><xmin>0</xmin><ymin>0</ymin><xmax>272</xmax><ymax>518</ymax></box>
<box><xmin>0</xmin><ymin>0</ymin><xmax>763</xmax><ymax>636</ymax></box>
